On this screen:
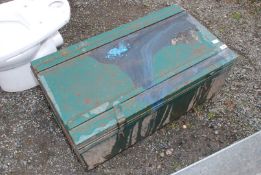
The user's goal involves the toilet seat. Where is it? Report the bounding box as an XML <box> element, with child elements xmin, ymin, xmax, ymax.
<box><xmin>0</xmin><ymin>0</ymin><xmax>70</xmax><ymax>67</ymax></box>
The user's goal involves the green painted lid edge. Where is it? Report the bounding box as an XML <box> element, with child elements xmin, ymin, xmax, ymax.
<box><xmin>31</xmin><ymin>4</ymin><xmax>184</xmax><ymax>72</ymax></box>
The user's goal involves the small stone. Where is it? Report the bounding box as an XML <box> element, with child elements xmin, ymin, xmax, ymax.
<box><xmin>157</xmin><ymin>164</ymin><xmax>162</xmax><ymax>169</ymax></box>
<box><xmin>160</xmin><ymin>152</ymin><xmax>165</xmax><ymax>157</ymax></box>
<box><xmin>182</xmin><ymin>125</ymin><xmax>187</xmax><ymax>129</ymax></box>
<box><xmin>21</xmin><ymin>160</ymin><xmax>27</xmax><ymax>166</ymax></box>
<box><xmin>214</xmin><ymin>130</ymin><xmax>219</xmax><ymax>135</ymax></box>
<box><xmin>166</xmin><ymin>148</ymin><xmax>173</xmax><ymax>156</ymax></box>
<box><xmin>253</xmin><ymin>85</ymin><xmax>259</xmax><ymax>89</ymax></box>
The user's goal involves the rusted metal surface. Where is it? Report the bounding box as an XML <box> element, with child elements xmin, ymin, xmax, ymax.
<box><xmin>32</xmin><ymin>5</ymin><xmax>184</xmax><ymax>72</ymax></box>
<box><xmin>80</xmin><ymin>69</ymin><xmax>231</xmax><ymax>170</ymax></box>
<box><xmin>73</xmin><ymin>51</ymin><xmax>233</xmax><ymax>169</ymax></box>
<box><xmin>31</xmin><ymin>5</ymin><xmax>237</xmax><ymax>170</ymax></box>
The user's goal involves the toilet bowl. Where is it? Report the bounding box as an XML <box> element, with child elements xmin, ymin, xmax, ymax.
<box><xmin>0</xmin><ymin>0</ymin><xmax>70</xmax><ymax>92</ymax></box>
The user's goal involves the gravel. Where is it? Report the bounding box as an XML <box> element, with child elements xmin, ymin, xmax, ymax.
<box><xmin>0</xmin><ymin>0</ymin><xmax>260</xmax><ymax>174</ymax></box>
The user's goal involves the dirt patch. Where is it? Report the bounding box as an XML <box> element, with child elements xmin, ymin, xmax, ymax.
<box><xmin>0</xmin><ymin>0</ymin><xmax>260</xmax><ymax>174</ymax></box>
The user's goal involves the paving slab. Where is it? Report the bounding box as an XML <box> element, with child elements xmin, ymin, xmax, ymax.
<box><xmin>172</xmin><ymin>131</ymin><xmax>261</xmax><ymax>175</ymax></box>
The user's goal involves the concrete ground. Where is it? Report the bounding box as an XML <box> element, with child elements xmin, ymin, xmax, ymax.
<box><xmin>0</xmin><ymin>0</ymin><xmax>260</xmax><ymax>175</ymax></box>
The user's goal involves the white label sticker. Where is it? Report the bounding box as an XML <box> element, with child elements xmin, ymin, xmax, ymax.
<box><xmin>212</xmin><ymin>39</ymin><xmax>220</xmax><ymax>44</ymax></box>
<box><xmin>220</xmin><ymin>44</ymin><xmax>228</xmax><ymax>50</ymax></box>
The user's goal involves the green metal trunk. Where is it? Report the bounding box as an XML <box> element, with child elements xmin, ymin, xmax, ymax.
<box><xmin>31</xmin><ymin>5</ymin><xmax>237</xmax><ymax>170</ymax></box>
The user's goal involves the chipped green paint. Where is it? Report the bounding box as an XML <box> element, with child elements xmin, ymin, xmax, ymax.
<box><xmin>38</xmin><ymin>57</ymin><xmax>135</xmax><ymax>130</ymax></box>
<box><xmin>36</xmin><ymin>11</ymin><xmax>222</xmax><ymax>130</ymax></box>
<box><xmin>31</xmin><ymin>4</ymin><xmax>237</xmax><ymax>170</ymax></box>
<box><xmin>32</xmin><ymin>5</ymin><xmax>184</xmax><ymax>72</ymax></box>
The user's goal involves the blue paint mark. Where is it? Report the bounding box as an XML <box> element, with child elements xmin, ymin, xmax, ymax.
<box><xmin>106</xmin><ymin>42</ymin><xmax>129</xmax><ymax>60</ymax></box>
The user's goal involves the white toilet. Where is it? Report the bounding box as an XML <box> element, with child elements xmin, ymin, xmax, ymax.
<box><xmin>0</xmin><ymin>0</ymin><xmax>70</xmax><ymax>92</ymax></box>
